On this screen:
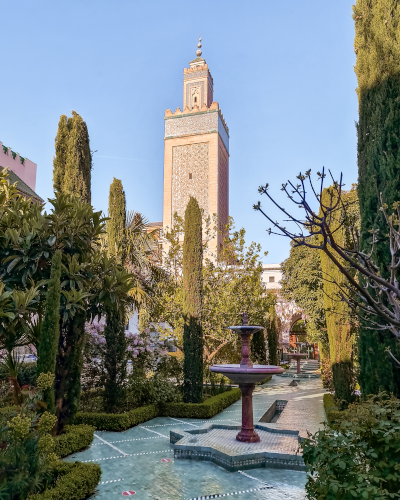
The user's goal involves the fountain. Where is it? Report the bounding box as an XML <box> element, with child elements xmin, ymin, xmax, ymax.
<box><xmin>209</xmin><ymin>313</ymin><xmax>284</xmax><ymax>442</ymax></box>
<box><xmin>286</xmin><ymin>342</ymin><xmax>307</xmax><ymax>375</ymax></box>
<box><xmin>170</xmin><ymin>313</ymin><xmax>305</xmax><ymax>471</ymax></box>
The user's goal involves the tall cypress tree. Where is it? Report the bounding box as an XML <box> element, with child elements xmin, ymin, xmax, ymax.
<box><xmin>182</xmin><ymin>197</ymin><xmax>203</xmax><ymax>403</ymax></box>
<box><xmin>320</xmin><ymin>187</ymin><xmax>357</xmax><ymax>405</ymax></box>
<box><xmin>267</xmin><ymin>305</ymin><xmax>279</xmax><ymax>366</ymax></box>
<box><xmin>52</xmin><ymin>111</ymin><xmax>92</xmax><ymax>203</ymax></box>
<box><xmin>251</xmin><ymin>327</ymin><xmax>267</xmax><ymax>364</ymax></box>
<box><xmin>36</xmin><ymin>250</ymin><xmax>62</xmax><ymax>414</ymax></box>
<box><xmin>107</xmin><ymin>178</ymin><xmax>126</xmax><ymax>260</ymax></box>
<box><xmin>353</xmin><ymin>0</ymin><xmax>400</xmax><ymax>396</ymax></box>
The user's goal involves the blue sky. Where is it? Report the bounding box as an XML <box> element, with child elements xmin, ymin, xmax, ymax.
<box><xmin>1</xmin><ymin>0</ymin><xmax>357</xmax><ymax>263</ymax></box>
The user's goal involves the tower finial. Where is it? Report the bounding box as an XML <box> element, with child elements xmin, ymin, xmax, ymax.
<box><xmin>196</xmin><ymin>34</ymin><xmax>202</xmax><ymax>58</ymax></box>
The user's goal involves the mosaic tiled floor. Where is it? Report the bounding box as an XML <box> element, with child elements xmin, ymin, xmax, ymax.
<box><xmin>66</xmin><ymin>376</ymin><xmax>326</xmax><ymax>499</ymax></box>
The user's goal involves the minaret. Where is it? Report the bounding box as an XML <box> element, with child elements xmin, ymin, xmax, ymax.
<box><xmin>162</xmin><ymin>37</ymin><xmax>229</xmax><ymax>255</ymax></box>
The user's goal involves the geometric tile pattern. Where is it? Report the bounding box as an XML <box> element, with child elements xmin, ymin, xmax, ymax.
<box><xmin>218</xmin><ymin>146</ymin><xmax>229</xmax><ymax>233</ymax></box>
<box><xmin>165</xmin><ymin>112</ymin><xmax>218</xmax><ymax>138</ymax></box>
<box><xmin>172</xmin><ymin>142</ymin><xmax>209</xmax><ymax>219</ymax></box>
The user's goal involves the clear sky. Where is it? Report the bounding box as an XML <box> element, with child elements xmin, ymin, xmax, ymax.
<box><xmin>1</xmin><ymin>0</ymin><xmax>357</xmax><ymax>263</ymax></box>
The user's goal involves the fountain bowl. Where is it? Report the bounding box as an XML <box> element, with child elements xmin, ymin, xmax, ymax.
<box><xmin>210</xmin><ymin>364</ymin><xmax>284</xmax><ymax>384</ymax></box>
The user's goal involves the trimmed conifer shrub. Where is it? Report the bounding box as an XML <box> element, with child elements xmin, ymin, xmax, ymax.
<box><xmin>267</xmin><ymin>305</ymin><xmax>279</xmax><ymax>366</ymax></box>
<box><xmin>251</xmin><ymin>326</ymin><xmax>267</xmax><ymax>364</ymax></box>
<box><xmin>103</xmin><ymin>303</ymin><xmax>127</xmax><ymax>414</ymax></box>
<box><xmin>353</xmin><ymin>0</ymin><xmax>400</xmax><ymax>396</ymax></box>
<box><xmin>106</xmin><ymin>177</ymin><xmax>126</xmax><ymax>260</ymax></box>
<box><xmin>52</xmin><ymin>111</ymin><xmax>92</xmax><ymax>203</ymax></box>
<box><xmin>37</xmin><ymin>251</ymin><xmax>62</xmax><ymax>414</ymax></box>
<box><xmin>182</xmin><ymin>197</ymin><xmax>203</xmax><ymax>404</ymax></box>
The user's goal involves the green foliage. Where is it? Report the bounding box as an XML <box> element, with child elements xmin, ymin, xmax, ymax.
<box><xmin>28</xmin><ymin>462</ymin><xmax>101</xmax><ymax>500</ymax></box>
<box><xmin>250</xmin><ymin>329</ymin><xmax>267</xmax><ymax>364</ymax></box>
<box><xmin>52</xmin><ymin>424</ymin><xmax>94</xmax><ymax>458</ymax></box>
<box><xmin>17</xmin><ymin>363</ymin><xmax>37</xmax><ymax>387</ymax></box>
<box><xmin>281</xmin><ymin>240</ymin><xmax>327</xmax><ymax>346</ymax></box>
<box><xmin>72</xmin><ymin>404</ymin><xmax>159</xmax><ymax>431</ymax></box>
<box><xmin>124</xmin><ymin>376</ymin><xmax>181</xmax><ymax>408</ymax></box>
<box><xmin>161</xmin><ymin>388</ymin><xmax>241</xmax><ymax>419</ymax></box>
<box><xmin>153</xmin><ymin>214</ymin><xmax>274</xmax><ymax>366</ymax></box>
<box><xmin>106</xmin><ymin>178</ymin><xmax>126</xmax><ymax>260</ymax></box>
<box><xmin>354</xmin><ymin>0</ymin><xmax>400</xmax><ymax>397</ymax></box>
<box><xmin>182</xmin><ymin>197</ymin><xmax>203</xmax><ymax>404</ymax></box>
<box><xmin>0</xmin><ymin>386</ymin><xmax>58</xmax><ymax>499</ymax></box>
<box><xmin>37</xmin><ymin>251</ymin><xmax>62</xmax><ymax>413</ymax></box>
<box><xmin>323</xmin><ymin>393</ymin><xmax>343</xmax><ymax>426</ymax></box>
<box><xmin>320</xmin><ymin>187</ymin><xmax>358</xmax><ymax>406</ymax></box>
<box><xmin>304</xmin><ymin>393</ymin><xmax>400</xmax><ymax>499</ymax></box>
<box><xmin>267</xmin><ymin>305</ymin><xmax>279</xmax><ymax>366</ymax></box>
<box><xmin>53</xmin><ymin>111</ymin><xmax>92</xmax><ymax>203</ymax></box>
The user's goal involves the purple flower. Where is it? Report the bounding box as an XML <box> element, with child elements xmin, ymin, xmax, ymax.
<box><xmin>139</xmin><ymin>347</ymin><xmax>145</xmax><ymax>352</ymax></box>
<box><xmin>138</xmin><ymin>339</ymin><xmax>144</xmax><ymax>345</ymax></box>
<box><xmin>133</xmin><ymin>349</ymin><xmax>139</xmax><ymax>356</ymax></box>
<box><xmin>127</xmin><ymin>346</ymin><xmax>133</xmax><ymax>351</ymax></box>
<box><xmin>144</xmin><ymin>328</ymin><xmax>150</xmax><ymax>334</ymax></box>
<box><xmin>133</xmin><ymin>353</ymin><xmax>137</xmax><ymax>358</ymax></box>
<box><xmin>146</xmin><ymin>346</ymin><xmax>151</xmax><ymax>352</ymax></box>
<box><xmin>133</xmin><ymin>340</ymin><xmax>138</xmax><ymax>346</ymax></box>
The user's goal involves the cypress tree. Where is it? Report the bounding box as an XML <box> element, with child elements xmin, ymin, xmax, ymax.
<box><xmin>320</xmin><ymin>187</ymin><xmax>358</xmax><ymax>405</ymax></box>
<box><xmin>52</xmin><ymin>111</ymin><xmax>92</xmax><ymax>203</ymax></box>
<box><xmin>107</xmin><ymin>178</ymin><xmax>126</xmax><ymax>260</ymax></box>
<box><xmin>353</xmin><ymin>0</ymin><xmax>400</xmax><ymax>396</ymax></box>
<box><xmin>251</xmin><ymin>328</ymin><xmax>267</xmax><ymax>364</ymax></box>
<box><xmin>267</xmin><ymin>306</ymin><xmax>279</xmax><ymax>366</ymax></box>
<box><xmin>103</xmin><ymin>303</ymin><xmax>127</xmax><ymax>413</ymax></box>
<box><xmin>36</xmin><ymin>250</ymin><xmax>62</xmax><ymax>414</ymax></box>
<box><xmin>182</xmin><ymin>197</ymin><xmax>203</xmax><ymax>403</ymax></box>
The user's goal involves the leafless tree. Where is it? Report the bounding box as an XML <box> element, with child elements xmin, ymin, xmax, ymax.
<box><xmin>254</xmin><ymin>168</ymin><xmax>400</xmax><ymax>362</ymax></box>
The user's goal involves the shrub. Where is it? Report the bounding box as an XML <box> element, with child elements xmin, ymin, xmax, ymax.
<box><xmin>161</xmin><ymin>388</ymin><xmax>241</xmax><ymax>419</ymax></box>
<box><xmin>17</xmin><ymin>362</ymin><xmax>37</xmax><ymax>387</ymax></box>
<box><xmin>53</xmin><ymin>424</ymin><xmax>94</xmax><ymax>458</ymax></box>
<box><xmin>73</xmin><ymin>404</ymin><xmax>158</xmax><ymax>431</ymax></box>
<box><xmin>303</xmin><ymin>393</ymin><xmax>400</xmax><ymax>499</ymax></box>
<box><xmin>28</xmin><ymin>462</ymin><xmax>101</xmax><ymax>500</ymax></box>
<box><xmin>323</xmin><ymin>393</ymin><xmax>343</xmax><ymax>425</ymax></box>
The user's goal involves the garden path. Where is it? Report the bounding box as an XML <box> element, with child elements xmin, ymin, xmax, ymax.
<box><xmin>66</xmin><ymin>376</ymin><xmax>326</xmax><ymax>499</ymax></box>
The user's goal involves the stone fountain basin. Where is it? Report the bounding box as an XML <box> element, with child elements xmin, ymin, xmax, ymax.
<box><xmin>210</xmin><ymin>364</ymin><xmax>284</xmax><ymax>384</ymax></box>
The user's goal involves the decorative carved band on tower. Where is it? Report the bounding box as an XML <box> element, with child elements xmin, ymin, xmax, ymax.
<box><xmin>162</xmin><ymin>39</ymin><xmax>230</xmax><ymax>255</ymax></box>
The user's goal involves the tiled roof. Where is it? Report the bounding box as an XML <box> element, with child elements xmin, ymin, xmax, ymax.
<box><xmin>0</xmin><ymin>167</ymin><xmax>43</xmax><ymax>202</ymax></box>
<box><xmin>146</xmin><ymin>221</ymin><xmax>163</xmax><ymax>228</ymax></box>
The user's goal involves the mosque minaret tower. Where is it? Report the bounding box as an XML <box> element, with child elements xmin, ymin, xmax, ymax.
<box><xmin>162</xmin><ymin>37</ymin><xmax>229</xmax><ymax>254</ymax></box>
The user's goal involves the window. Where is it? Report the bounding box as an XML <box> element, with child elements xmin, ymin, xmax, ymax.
<box><xmin>194</xmin><ymin>97</ymin><xmax>197</xmax><ymax>103</ymax></box>
<box><xmin>189</xmin><ymin>173</ymin><xmax>192</xmax><ymax>179</ymax></box>
<box><xmin>269</xmin><ymin>276</ymin><xmax>275</xmax><ymax>283</ymax></box>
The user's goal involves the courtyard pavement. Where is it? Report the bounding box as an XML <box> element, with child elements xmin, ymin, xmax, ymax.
<box><xmin>66</xmin><ymin>376</ymin><xmax>326</xmax><ymax>499</ymax></box>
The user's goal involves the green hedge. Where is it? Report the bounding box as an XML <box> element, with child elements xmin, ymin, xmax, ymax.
<box><xmin>323</xmin><ymin>393</ymin><xmax>343</xmax><ymax>425</ymax></box>
<box><xmin>53</xmin><ymin>425</ymin><xmax>95</xmax><ymax>458</ymax></box>
<box><xmin>28</xmin><ymin>462</ymin><xmax>101</xmax><ymax>500</ymax></box>
<box><xmin>161</xmin><ymin>388</ymin><xmax>241</xmax><ymax>419</ymax></box>
<box><xmin>72</xmin><ymin>404</ymin><xmax>158</xmax><ymax>431</ymax></box>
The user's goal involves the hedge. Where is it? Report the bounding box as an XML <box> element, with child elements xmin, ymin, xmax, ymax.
<box><xmin>53</xmin><ymin>425</ymin><xmax>95</xmax><ymax>458</ymax></box>
<box><xmin>323</xmin><ymin>393</ymin><xmax>343</xmax><ymax>425</ymax></box>
<box><xmin>72</xmin><ymin>404</ymin><xmax>158</xmax><ymax>431</ymax></box>
<box><xmin>160</xmin><ymin>388</ymin><xmax>241</xmax><ymax>419</ymax></box>
<box><xmin>72</xmin><ymin>388</ymin><xmax>242</xmax><ymax>430</ymax></box>
<box><xmin>28</xmin><ymin>462</ymin><xmax>101</xmax><ymax>500</ymax></box>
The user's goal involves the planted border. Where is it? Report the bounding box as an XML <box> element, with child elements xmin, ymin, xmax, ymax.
<box><xmin>53</xmin><ymin>424</ymin><xmax>95</xmax><ymax>458</ymax></box>
<box><xmin>73</xmin><ymin>388</ymin><xmax>241</xmax><ymax>430</ymax></box>
<box><xmin>323</xmin><ymin>393</ymin><xmax>343</xmax><ymax>425</ymax></box>
<box><xmin>28</xmin><ymin>462</ymin><xmax>101</xmax><ymax>500</ymax></box>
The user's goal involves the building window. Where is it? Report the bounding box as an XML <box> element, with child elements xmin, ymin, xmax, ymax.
<box><xmin>269</xmin><ymin>276</ymin><xmax>275</xmax><ymax>283</ymax></box>
<box><xmin>189</xmin><ymin>173</ymin><xmax>192</xmax><ymax>179</ymax></box>
<box><xmin>194</xmin><ymin>97</ymin><xmax>197</xmax><ymax>103</ymax></box>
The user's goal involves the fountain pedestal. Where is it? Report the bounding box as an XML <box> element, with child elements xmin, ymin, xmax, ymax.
<box><xmin>210</xmin><ymin>313</ymin><xmax>284</xmax><ymax>443</ymax></box>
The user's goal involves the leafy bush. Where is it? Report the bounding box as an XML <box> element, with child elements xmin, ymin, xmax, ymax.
<box><xmin>323</xmin><ymin>393</ymin><xmax>343</xmax><ymax>425</ymax></box>
<box><xmin>303</xmin><ymin>393</ymin><xmax>400</xmax><ymax>499</ymax></box>
<box><xmin>161</xmin><ymin>388</ymin><xmax>241</xmax><ymax>419</ymax></box>
<box><xmin>28</xmin><ymin>462</ymin><xmax>101</xmax><ymax>500</ymax></box>
<box><xmin>53</xmin><ymin>425</ymin><xmax>94</xmax><ymax>458</ymax></box>
<box><xmin>17</xmin><ymin>362</ymin><xmax>37</xmax><ymax>387</ymax></box>
<box><xmin>72</xmin><ymin>404</ymin><xmax>158</xmax><ymax>431</ymax></box>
